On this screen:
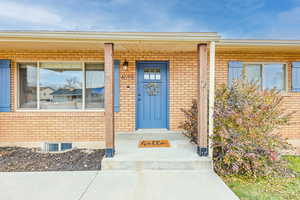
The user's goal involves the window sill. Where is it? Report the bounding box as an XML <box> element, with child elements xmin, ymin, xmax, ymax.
<box><xmin>15</xmin><ymin>109</ymin><xmax>105</xmax><ymax>112</ymax></box>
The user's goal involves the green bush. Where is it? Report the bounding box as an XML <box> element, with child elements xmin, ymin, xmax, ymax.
<box><xmin>180</xmin><ymin>80</ymin><xmax>295</xmax><ymax>177</ymax></box>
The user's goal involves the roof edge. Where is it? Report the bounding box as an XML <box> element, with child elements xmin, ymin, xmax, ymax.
<box><xmin>219</xmin><ymin>39</ymin><xmax>300</xmax><ymax>46</ymax></box>
<box><xmin>0</xmin><ymin>31</ymin><xmax>221</xmax><ymax>42</ymax></box>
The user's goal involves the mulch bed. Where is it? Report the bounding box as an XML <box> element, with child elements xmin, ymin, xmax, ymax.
<box><xmin>0</xmin><ymin>147</ymin><xmax>104</xmax><ymax>172</ymax></box>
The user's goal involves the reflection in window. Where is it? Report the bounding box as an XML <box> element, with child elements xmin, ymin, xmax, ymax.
<box><xmin>85</xmin><ymin>63</ymin><xmax>105</xmax><ymax>109</ymax></box>
<box><xmin>18</xmin><ymin>63</ymin><xmax>37</xmax><ymax>108</ymax></box>
<box><xmin>263</xmin><ymin>64</ymin><xmax>285</xmax><ymax>91</ymax></box>
<box><xmin>245</xmin><ymin>64</ymin><xmax>261</xmax><ymax>85</ymax></box>
<box><xmin>244</xmin><ymin>63</ymin><xmax>285</xmax><ymax>91</ymax></box>
<box><xmin>39</xmin><ymin>62</ymin><xmax>83</xmax><ymax>109</ymax></box>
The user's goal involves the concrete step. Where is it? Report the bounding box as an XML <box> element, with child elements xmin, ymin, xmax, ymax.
<box><xmin>102</xmin><ymin>158</ymin><xmax>213</xmax><ymax>171</ymax></box>
<box><xmin>102</xmin><ymin>131</ymin><xmax>213</xmax><ymax>171</ymax></box>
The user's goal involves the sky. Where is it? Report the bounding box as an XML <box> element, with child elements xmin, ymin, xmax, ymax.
<box><xmin>0</xmin><ymin>0</ymin><xmax>300</xmax><ymax>39</ymax></box>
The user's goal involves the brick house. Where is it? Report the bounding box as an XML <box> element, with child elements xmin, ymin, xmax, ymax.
<box><xmin>0</xmin><ymin>31</ymin><xmax>300</xmax><ymax>156</ymax></box>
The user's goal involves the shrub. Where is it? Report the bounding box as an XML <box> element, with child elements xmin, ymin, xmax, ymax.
<box><xmin>180</xmin><ymin>80</ymin><xmax>295</xmax><ymax>177</ymax></box>
<box><xmin>178</xmin><ymin>99</ymin><xmax>198</xmax><ymax>144</ymax></box>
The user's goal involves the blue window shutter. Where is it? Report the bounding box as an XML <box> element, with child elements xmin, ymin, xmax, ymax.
<box><xmin>114</xmin><ymin>60</ymin><xmax>120</xmax><ymax>112</ymax></box>
<box><xmin>292</xmin><ymin>62</ymin><xmax>300</xmax><ymax>92</ymax></box>
<box><xmin>228</xmin><ymin>61</ymin><xmax>243</xmax><ymax>87</ymax></box>
<box><xmin>0</xmin><ymin>60</ymin><xmax>11</xmax><ymax>112</ymax></box>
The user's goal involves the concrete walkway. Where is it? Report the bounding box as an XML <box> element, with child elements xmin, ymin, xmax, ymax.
<box><xmin>0</xmin><ymin>170</ymin><xmax>239</xmax><ymax>200</ymax></box>
<box><xmin>0</xmin><ymin>131</ymin><xmax>239</xmax><ymax>200</ymax></box>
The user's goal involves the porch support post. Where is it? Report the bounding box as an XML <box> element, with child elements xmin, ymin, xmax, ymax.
<box><xmin>104</xmin><ymin>43</ymin><xmax>115</xmax><ymax>158</ymax></box>
<box><xmin>197</xmin><ymin>43</ymin><xmax>208</xmax><ymax>156</ymax></box>
<box><xmin>208</xmin><ymin>41</ymin><xmax>216</xmax><ymax>158</ymax></box>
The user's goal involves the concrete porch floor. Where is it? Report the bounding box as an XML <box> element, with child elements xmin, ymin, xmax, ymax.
<box><xmin>102</xmin><ymin>130</ymin><xmax>212</xmax><ymax>170</ymax></box>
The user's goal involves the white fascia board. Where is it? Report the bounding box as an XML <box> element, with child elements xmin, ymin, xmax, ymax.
<box><xmin>0</xmin><ymin>31</ymin><xmax>221</xmax><ymax>42</ymax></box>
<box><xmin>218</xmin><ymin>39</ymin><xmax>300</xmax><ymax>46</ymax></box>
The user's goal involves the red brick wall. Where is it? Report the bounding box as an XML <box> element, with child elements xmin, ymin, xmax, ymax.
<box><xmin>0</xmin><ymin>51</ymin><xmax>106</xmax><ymax>145</ymax></box>
<box><xmin>114</xmin><ymin>51</ymin><xmax>198</xmax><ymax>132</ymax></box>
<box><xmin>0</xmin><ymin>49</ymin><xmax>300</xmax><ymax>150</ymax></box>
<box><xmin>216</xmin><ymin>50</ymin><xmax>300</xmax><ymax>142</ymax></box>
<box><xmin>0</xmin><ymin>50</ymin><xmax>199</xmax><ymax>145</ymax></box>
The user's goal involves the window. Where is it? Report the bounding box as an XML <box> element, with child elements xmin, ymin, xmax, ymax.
<box><xmin>18</xmin><ymin>63</ymin><xmax>38</xmax><ymax>108</ymax></box>
<box><xmin>61</xmin><ymin>143</ymin><xmax>73</xmax><ymax>151</ymax></box>
<box><xmin>244</xmin><ymin>63</ymin><xmax>286</xmax><ymax>91</ymax></box>
<box><xmin>45</xmin><ymin>142</ymin><xmax>72</xmax><ymax>152</ymax></box>
<box><xmin>144</xmin><ymin>68</ymin><xmax>161</xmax><ymax>80</ymax></box>
<box><xmin>40</xmin><ymin>62</ymin><xmax>83</xmax><ymax>109</ymax></box>
<box><xmin>292</xmin><ymin>62</ymin><xmax>300</xmax><ymax>91</ymax></box>
<box><xmin>85</xmin><ymin>63</ymin><xmax>105</xmax><ymax>109</ymax></box>
<box><xmin>47</xmin><ymin>143</ymin><xmax>59</xmax><ymax>152</ymax></box>
<box><xmin>18</xmin><ymin>62</ymin><xmax>104</xmax><ymax>110</ymax></box>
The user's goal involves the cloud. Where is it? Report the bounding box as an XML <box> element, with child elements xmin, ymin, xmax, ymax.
<box><xmin>0</xmin><ymin>0</ymin><xmax>201</xmax><ymax>32</ymax></box>
<box><xmin>267</xmin><ymin>7</ymin><xmax>300</xmax><ymax>39</ymax></box>
<box><xmin>0</xmin><ymin>1</ymin><xmax>62</xmax><ymax>26</ymax></box>
<box><xmin>0</xmin><ymin>0</ymin><xmax>299</xmax><ymax>40</ymax></box>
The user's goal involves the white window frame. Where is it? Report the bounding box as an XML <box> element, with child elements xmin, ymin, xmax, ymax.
<box><xmin>16</xmin><ymin>60</ymin><xmax>105</xmax><ymax>112</ymax></box>
<box><xmin>242</xmin><ymin>62</ymin><xmax>288</xmax><ymax>93</ymax></box>
<box><xmin>44</xmin><ymin>142</ymin><xmax>73</xmax><ymax>152</ymax></box>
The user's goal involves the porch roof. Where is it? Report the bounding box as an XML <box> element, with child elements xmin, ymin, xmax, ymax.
<box><xmin>218</xmin><ymin>39</ymin><xmax>300</xmax><ymax>53</ymax></box>
<box><xmin>0</xmin><ymin>31</ymin><xmax>220</xmax><ymax>52</ymax></box>
<box><xmin>0</xmin><ymin>31</ymin><xmax>221</xmax><ymax>41</ymax></box>
<box><xmin>1</xmin><ymin>31</ymin><xmax>300</xmax><ymax>52</ymax></box>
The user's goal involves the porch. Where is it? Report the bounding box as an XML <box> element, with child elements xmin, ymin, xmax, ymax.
<box><xmin>0</xmin><ymin>32</ymin><xmax>219</xmax><ymax>156</ymax></box>
<box><xmin>102</xmin><ymin>130</ymin><xmax>212</xmax><ymax>170</ymax></box>
<box><xmin>100</xmin><ymin>38</ymin><xmax>217</xmax><ymax>158</ymax></box>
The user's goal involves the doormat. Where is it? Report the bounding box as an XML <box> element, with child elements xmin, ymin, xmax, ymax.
<box><xmin>138</xmin><ymin>140</ymin><xmax>170</xmax><ymax>148</ymax></box>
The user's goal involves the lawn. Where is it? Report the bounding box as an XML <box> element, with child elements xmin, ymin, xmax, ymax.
<box><xmin>222</xmin><ymin>156</ymin><xmax>300</xmax><ymax>200</ymax></box>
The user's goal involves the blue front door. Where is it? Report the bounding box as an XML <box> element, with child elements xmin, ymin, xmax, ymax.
<box><xmin>136</xmin><ymin>61</ymin><xmax>168</xmax><ymax>129</ymax></box>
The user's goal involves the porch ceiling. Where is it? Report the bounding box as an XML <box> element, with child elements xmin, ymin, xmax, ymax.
<box><xmin>0</xmin><ymin>40</ymin><xmax>207</xmax><ymax>52</ymax></box>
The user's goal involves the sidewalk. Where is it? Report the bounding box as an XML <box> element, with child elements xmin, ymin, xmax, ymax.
<box><xmin>0</xmin><ymin>170</ymin><xmax>239</xmax><ymax>200</ymax></box>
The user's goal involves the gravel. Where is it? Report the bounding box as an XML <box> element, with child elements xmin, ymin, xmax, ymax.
<box><xmin>0</xmin><ymin>147</ymin><xmax>104</xmax><ymax>172</ymax></box>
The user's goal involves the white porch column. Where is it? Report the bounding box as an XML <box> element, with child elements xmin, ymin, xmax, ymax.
<box><xmin>208</xmin><ymin>41</ymin><xmax>216</xmax><ymax>158</ymax></box>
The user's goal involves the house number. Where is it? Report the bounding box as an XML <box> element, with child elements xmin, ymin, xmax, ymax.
<box><xmin>121</xmin><ymin>74</ymin><xmax>134</xmax><ymax>80</ymax></box>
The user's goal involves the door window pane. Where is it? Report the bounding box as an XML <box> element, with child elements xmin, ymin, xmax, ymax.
<box><xmin>245</xmin><ymin>64</ymin><xmax>261</xmax><ymax>86</ymax></box>
<box><xmin>19</xmin><ymin>63</ymin><xmax>37</xmax><ymax>108</ymax></box>
<box><xmin>263</xmin><ymin>64</ymin><xmax>285</xmax><ymax>90</ymax></box>
<box><xmin>85</xmin><ymin>63</ymin><xmax>105</xmax><ymax>109</ymax></box>
<box><xmin>144</xmin><ymin>68</ymin><xmax>160</xmax><ymax>80</ymax></box>
<box><xmin>39</xmin><ymin>62</ymin><xmax>83</xmax><ymax>109</ymax></box>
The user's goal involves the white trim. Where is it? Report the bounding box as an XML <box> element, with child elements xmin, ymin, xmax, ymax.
<box><xmin>37</xmin><ymin>61</ymin><xmax>40</xmax><ymax>109</ymax></box>
<box><xmin>0</xmin><ymin>31</ymin><xmax>221</xmax><ymax>42</ymax></box>
<box><xmin>15</xmin><ymin>109</ymin><xmax>105</xmax><ymax>112</ymax></box>
<box><xmin>218</xmin><ymin>39</ymin><xmax>300</xmax><ymax>46</ymax></box>
<box><xmin>82</xmin><ymin>62</ymin><xmax>85</xmax><ymax>110</ymax></box>
<box><xmin>4</xmin><ymin>31</ymin><xmax>300</xmax><ymax>46</ymax></box>
<box><xmin>15</xmin><ymin>60</ymin><xmax>104</xmax><ymax>63</ymax></box>
<box><xmin>16</xmin><ymin>63</ymin><xmax>20</xmax><ymax>109</ymax></box>
<box><xmin>208</xmin><ymin>41</ymin><xmax>215</xmax><ymax>158</ymax></box>
<box><xmin>44</xmin><ymin>142</ymin><xmax>73</xmax><ymax>152</ymax></box>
